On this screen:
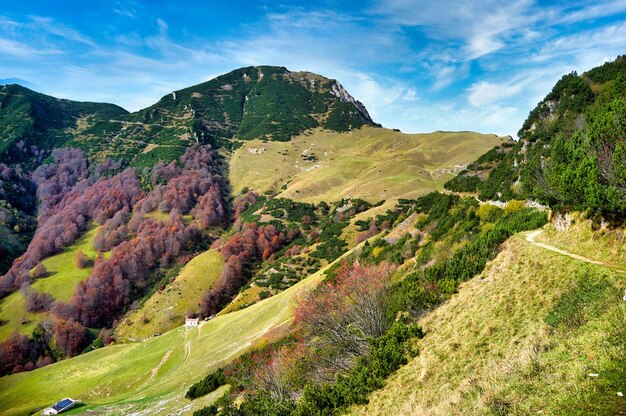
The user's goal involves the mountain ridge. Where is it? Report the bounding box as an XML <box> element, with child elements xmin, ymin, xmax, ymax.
<box><xmin>0</xmin><ymin>66</ymin><xmax>380</xmax><ymax>168</ymax></box>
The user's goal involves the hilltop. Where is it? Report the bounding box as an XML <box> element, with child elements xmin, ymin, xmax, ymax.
<box><xmin>0</xmin><ymin>84</ymin><xmax>127</xmax><ymax>164</ymax></box>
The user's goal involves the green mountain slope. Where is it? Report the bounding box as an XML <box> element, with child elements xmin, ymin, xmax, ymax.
<box><xmin>353</xmin><ymin>222</ymin><xmax>625</xmax><ymax>416</ymax></box>
<box><xmin>2</xmin><ymin>66</ymin><xmax>378</xmax><ymax>168</ymax></box>
<box><xmin>68</xmin><ymin>66</ymin><xmax>379</xmax><ymax>166</ymax></box>
<box><xmin>0</xmin><ymin>84</ymin><xmax>128</xmax><ymax>164</ymax></box>
<box><xmin>445</xmin><ymin>56</ymin><xmax>626</xmax><ymax>217</ymax></box>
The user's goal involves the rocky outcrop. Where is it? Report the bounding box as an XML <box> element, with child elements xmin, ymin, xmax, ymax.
<box><xmin>329</xmin><ymin>80</ymin><xmax>375</xmax><ymax>124</ymax></box>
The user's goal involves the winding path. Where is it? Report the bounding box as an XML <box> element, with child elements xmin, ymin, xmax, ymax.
<box><xmin>182</xmin><ymin>325</ymin><xmax>199</xmax><ymax>364</ymax></box>
<box><xmin>525</xmin><ymin>230</ymin><xmax>625</xmax><ymax>273</ymax></box>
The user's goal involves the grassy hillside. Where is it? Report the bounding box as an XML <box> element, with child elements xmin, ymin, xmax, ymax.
<box><xmin>352</xmin><ymin>231</ymin><xmax>625</xmax><ymax>415</ymax></box>
<box><xmin>116</xmin><ymin>249</ymin><xmax>225</xmax><ymax>341</ymax></box>
<box><xmin>0</xmin><ymin>239</ymin><xmax>369</xmax><ymax>416</ymax></box>
<box><xmin>536</xmin><ymin>213</ymin><xmax>626</xmax><ymax>266</ymax></box>
<box><xmin>0</xmin><ymin>224</ymin><xmax>100</xmax><ymax>339</ymax></box>
<box><xmin>229</xmin><ymin>126</ymin><xmax>507</xmax><ymax>203</ymax></box>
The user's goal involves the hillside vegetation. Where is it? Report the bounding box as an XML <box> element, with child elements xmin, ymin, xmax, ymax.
<box><xmin>116</xmin><ymin>249</ymin><xmax>224</xmax><ymax>341</ymax></box>
<box><xmin>353</xmin><ymin>228</ymin><xmax>625</xmax><ymax>415</ymax></box>
<box><xmin>0</xmin><ymin>84</ymin><xmax>127</xmax><ymax>164</ymax></box>
<box><xmin>0</xmin><ymin>224</ymin><xmax>101</xmax><ymax>339</ymax></box>
<box><xmin>0</xmin><ymin>238</ymin><xmax>366</xmax><ymax>416</ymax></box>
<box><xmin>1</xmin><ymin>58</ymin><xmax>625</xmax><ymax>416</ymax></box>
<box><xmin>446</xmin><ymin>56</ymin><xmax>626</xmax><ymax>217</ymax></box>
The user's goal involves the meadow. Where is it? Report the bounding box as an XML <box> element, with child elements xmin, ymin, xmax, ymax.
<box><xmin>229</xmin><ymin>126</ymin><xmax>506</xmax><ymax>203</ymax></box>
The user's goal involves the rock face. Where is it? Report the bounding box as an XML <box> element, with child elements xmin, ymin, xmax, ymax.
<box><xmin>553</xmin><ymin>213</ymin><xmax>572</xmax><ymax>231</ymax></box>
<box><xmin>329</xmin><ymin>80</ymin><xmax>374</xmax><ymax>124</ymax></box>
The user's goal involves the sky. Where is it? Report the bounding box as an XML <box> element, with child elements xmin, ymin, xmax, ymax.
<box><xmin>1</xmin><ymin>1</ymin><xmax>626</xmax><ymax>137</ymax></box>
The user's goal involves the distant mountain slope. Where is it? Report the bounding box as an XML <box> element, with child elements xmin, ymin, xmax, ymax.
<box><xmin>0</xmin><ymin>84</ymin><xmax>128</xmax><ymax>164</ymax></box>
<box><xmin>445</xmin><ymin>56</ymin><xmax>626</xmax><ymax>217</ymax></box>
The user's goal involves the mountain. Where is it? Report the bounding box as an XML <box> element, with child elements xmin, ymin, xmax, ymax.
<box><xmin>1</xmin><ymin>66</ymin><xmax>378</xmax><ymax>168</ymax></box>
<box><xmin>0</xmin><ymin>66</ymin><xmax>387</xmax><ymax>278</ymax></box>
<box><xmin>26</xmin><ymin>66</ymin><xmax>379</xmax><ymax>168</ymax></box>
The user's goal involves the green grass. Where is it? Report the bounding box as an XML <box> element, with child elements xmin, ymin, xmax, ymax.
<box><xmin>229</xmin><ymin>127</ymin><xmax>506</xmax><ymax>204</ymax></box>
<box><xmin>351</xmin><ymin>232</ymin><xmax>626</xmax><ymax>416</ymax></box>
<box><xmin>116</xmin><ymin>249</ymin><xmax>225</xmax><ymax>341</ymax></box>
<box><xmin>0</xmin><ymin>238</ymin><xmax>370</xmax><ymax>416</ymax></box>
<box><xmin>0</xmin><ymin>224</ymin><xmax>100</xmax><ymax>340</ymax></box>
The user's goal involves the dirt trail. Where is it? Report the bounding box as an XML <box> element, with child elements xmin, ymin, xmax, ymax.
<box><xmin>182</xmin><ymin>326</ymin><xmax>199</xmax><ymax>364</ymax></box>
<box><xmin>145</xmin><ymin>349</ymin><xmax>173</xmax><ymax>385</ymax></box>
<box><xmin>525</xmin><ymin>230</ymin><xmax>625</xmax><ymax>273</ymax></box>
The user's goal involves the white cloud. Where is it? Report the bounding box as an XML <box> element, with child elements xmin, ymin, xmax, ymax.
<box><xmin>28</xmin><ymin>16</ymin><xmax>96</xmax><ymax>46</ymax></box>
<box><xmin>402</xmin><ymin>88</ymin><xmax>418</xmax><ymax>101</ymax></box>
<box><xmin>341</xmin><ymin>73</ymin><xmax>405</xmax><ymax>118</ymax></box>
<box><xmin>468</xmin><ymin>81</ymin><xmax>524</xmax><ymax>107</ymax></box>
<box><xmin>558</xmin><ymin>0</ymin><xmax>626</xmax><ymax>23</ymax></box>
<box><xmin>0</xmin><ymin>38</ymin><xmax>60</xmax><ymax>57</ymax></box>
<box><xmin>534</xmin><ymin>21</ymin><xmax>626</xmax><ymax>63</ymax></box>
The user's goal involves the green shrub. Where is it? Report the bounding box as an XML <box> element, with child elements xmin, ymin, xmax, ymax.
<box><xmin>186</xmin><ymin>368</ymin><xmax>227</xmax><ymax>399</ymax></box>
<box><xmin>311</xmin><ymin>236</ymin><xmax>348</xmax><ymax>262</ymax></box>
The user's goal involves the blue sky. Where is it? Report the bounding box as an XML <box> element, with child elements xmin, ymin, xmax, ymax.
<box><xmin>1</xmin><ymin>1</ymin><xmax>626</xmax><ymax>137</ymax></box>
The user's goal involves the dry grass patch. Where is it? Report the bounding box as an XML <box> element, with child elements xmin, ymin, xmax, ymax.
<box><xmin>230</xmin><ymin>127</ymin><xmax>506</xmax><ymax>204</ymax></box>
<box><xmin>353</xmin><ymin>234</ymin><xmax>625</xmax><ymax>416</ymax></box>
<box><xmin>537</xmin><ymin>214</ymin><xmax>626</xmax><ymax>266</ymax></box>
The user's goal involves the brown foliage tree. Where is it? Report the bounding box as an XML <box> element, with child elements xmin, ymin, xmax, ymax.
<box><xmin>32</xmin><ymin>262</ymin><xmax>47</xmax><ymax>279</ymax></box>
<box><xmin>53</xmin><ymin>320</ymin><xmax>88</xmax><ymax>357</ymax></box>
<box><xmin>74</xmin><ymin>250</ymin><xmax>91</xmax><ymax>269</ymax></box>
<box><xmin>294</xmin><ymin>263</ymin><xmax>394</xmax><ymax>374</ymax></box>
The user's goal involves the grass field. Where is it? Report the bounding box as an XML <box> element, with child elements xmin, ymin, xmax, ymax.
<box><xmin>218</xmin><ymin>283</ymin><xmax>265</xmax><ymax>316</ymax></box>
<box><xmin>229</xmin><ymin>126</ymin><xmax>506</xmax><ymax>203</ymax></box>
<box><xmin>116</xmin><ymin>249</ymin><xmax>225</xmax><ymax>341</ymax></box>
<box><xmin>0</xmin><ymin>238</ymin><xmax>370</xmax><ymax>416</ymax></box>
<box><xmin>351</xmin><ymin>231</ymin><xmax>626</xmax><ymax>416</ymax></box>
<box><xmin>0</xmin><ymin>224</ymin><xmax>101</xmax><ymax>340</ymax></box>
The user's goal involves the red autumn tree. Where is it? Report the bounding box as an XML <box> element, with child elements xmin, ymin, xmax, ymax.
<box><xmin>74</xmin><ymin>250</ymin><xmax>91</xmax><ymax>269</ymax></box>
<box><xmin>294</xmin><ymin>263</ymin><xmax>394</xmax><ymax>372</ymax></box>
<box><xmin>32</xmin><ymin>262</ymin><xmax>47</xmax><ymax>279</ymax></box>
<box><xmin>53</xmin><ymin>320</ymin><xmax>88</xmax><ymax>357</ymax></box>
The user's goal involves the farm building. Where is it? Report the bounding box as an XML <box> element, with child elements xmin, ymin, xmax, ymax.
<box><xmin>43</xmin><ymin>398</ymin><xmax>77</xmax><ymax>415</ymax></box>
<box><xmin>185</xmin><ymin>317</ymin><xmax>200</xmax><ymax>327</ymax></box>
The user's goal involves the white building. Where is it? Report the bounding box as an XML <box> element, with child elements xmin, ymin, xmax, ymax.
<box><xmin>185</xmin><ymin>317</ymin><xmax>200</xmax><ymax>327</ymax></box>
